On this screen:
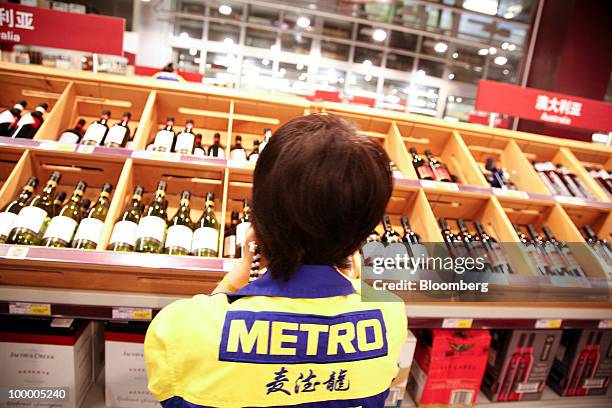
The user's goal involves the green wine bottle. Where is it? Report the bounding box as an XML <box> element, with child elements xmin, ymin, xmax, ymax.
<box><xmin>165</xmin><ymin>190</ymin><xmax>193</xmax><ymax>256</ymax></box>
<box><xmin>191</xmin><ymin>192</ymin><xmax>220</xmax><ymax>257</ymax></box>
<box><xmin>135</xmin><ymin>181</ymin><xmax>168</xmax><ymax>253</ymax></box>
<box><xmin>7</xmin><ymin>171</ymin><xmax>61</xmax><ymax>245</ymax></box>
<box><xmin>53</xmin><ymin>191</ymin><xmax>67</xmax><ymax>217</ymax></box>
<box><xmin>236</xmin><ymin>199</ymin><xmax>252</xmax><ymax>258</ymax></box>
<box><xmin>108</xmin><ymin>186</ymin><xmax>144</xmax><ymax>252</ymax></box>
<box><xmin>0</xmin><ymin>176</ymin><xmax>38</xmax><ymax>243</ymax></box>
<box><xmin>72</xmin><ymin>183</ymin><xmax>113</xmax><ymax>250</ymax></box>
<box><xmin>41</xmin><ymin>180</ymin><xmax>87</xmax><ymax>247</ymax></box>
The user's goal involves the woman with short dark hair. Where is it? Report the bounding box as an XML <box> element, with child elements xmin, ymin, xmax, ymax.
<box><xmin>145</xmin><ymin>114</ymin><xmax>407</xmax><ymax>407</ymax></box>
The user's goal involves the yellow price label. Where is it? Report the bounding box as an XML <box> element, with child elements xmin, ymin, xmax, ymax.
<box><xmin>112</xmin><ymin>307</ymin><xmax>153</xmax><ymax>321</ymax></box>
<box><xmin>29</xmin><ymin>304</ymin><xmax>52</xmax><ymax>315</ymax></box>
<box><xmin>9</xmin><ymin>302</ymin><xmax>51</xmax><ymax>316</ymax></box>
<box><xmin>598</xmin><ymin>320</ymin><xmax>612</xmax><ymax>329</ymax></box>
<box><xmin>132</xmin><ymin>309</ymin><xmax>153</xmax><ymax>320</ymax></box>
<box><xmin>493</xmin><ymin>188</ymin><xmax>529</xmax><ymax>199</ymax></box>
<box><xmin>535</xmin><ymin>319</ymin><xmax>562</xmax><ymax>329</ymax></box>
<box><xmin>442</xmin><ymin>318</ymin><xmax>473</xmax><ymax>329</ymax></box>
<box><xmin>38</xmin><ymin>141</ymin><xmax>76</xmax><ymax>152</ymax></box>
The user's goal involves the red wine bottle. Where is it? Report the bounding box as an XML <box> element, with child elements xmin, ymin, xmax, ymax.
<box><xmin>12</xmin><ymin>103</ymin><xmax>48</xmax><ymax>139</ymax></box>
<box><xmin>410</xmin><ymin>147</ymin><xmax>435</xmax><ymax>180</ymax></box>
<box><xmin>576</xmin><ymin>331</ymin><xmax>603</xmax><ymax>396</ymax></box>
<box><xmin>103</xmin><ymin>112</ymin><xmax>131</xmax><ymax>148</ymax></box>
<box><xmin>57</xmin><ymin>119</ymin><xmax>86</xmax><ymax>144</ymax></box>
<box><xmin>498</xmin><ymin>333</ymin><xmax>526</xmax><ymax>401</ymax></box>
<box><xmin>567</xmin><ymin>332</ymin><xmax>594</xmax><ymax>396</ymax></box>
<box><xmin>81</xmin><ymin>111</ymin><xmax>110</xmax><ymax>146</ymax></box>
<box><xmin>152</xmin><ymin>117</ymin><xmax>176</xmax><ymax>152</ymax></box>
<box><xmin>0</xmin><ymin>100</ymin><xmax>26</xmax><ymax>136</ymax></box>
<box><xmin>207</xmin><ymin>132</ymin><xmax>225</xmax><ymax>158</ymax></box>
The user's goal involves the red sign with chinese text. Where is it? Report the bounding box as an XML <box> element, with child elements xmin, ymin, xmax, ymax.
<box><xmin>475</xmin><ymin>80</ymin><xmax>612</xmax><ymax>132</ymax></box>
<box><xmin>0</xmin><ymin>3</ymin><xmax>124</xmax><ymax>56</ymax></box>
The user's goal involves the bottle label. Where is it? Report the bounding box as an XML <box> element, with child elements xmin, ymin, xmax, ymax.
<box><xmin>15</xmin><ymin>114</ymin><xmax>35</xmax><ymax>127</ymax></box>
<box><xmin>208</xmin><ymin>146</ymin><xmax>225</xmax><ymax>158</ymax></box>
<box><xmin>57</xmin><ymin>132</ymin><xmax>80</xmax><ymax>144</ymax></box>
<box><xmin>434</xmin><ymin>167</ymin><xmax>451</xmax><ymax>181</ymax></box>
<box><xmin>43</xmin><ymin>215</ymin><xmax>78</xmax><ymax>243</ymax></box>
<box><xmin>153</xmin><ymin>130</ymin><xmax>174</xmax><ymax>151</ymax></box>
<box><xmin>73</xmin><ymin>218</ymin><xmax>105</xmax><ymax>245</ymax></box>
<box><xmin>230</xmin><ymin>149</ymin><xmax>247</xmax><ymax>162</ymax></box>
<box><xmin>174</xmin><ymin>132</ymin><xmax>195</xmax><ymax>153</ymax></box>
<box><xmin>193</xmin><ymin>147</ymin><xmax>205</xmax><ymax>157</ymax></box>
<box><xmin>0</xmin><ymin>110</ymin><xmax>16</xmax><ymax>124</ymax></box>
<box><xmin>165</xmin><ymin>224</ymin><xmax>193</xmax><ymax>251</ymax></box>
<box><xmin>13</xmin><ymin>206</ymin><xmax>48</xmax><ymax>234</ymax></box>
<box><xmin>82</xmin><ymin>123</ymin><xmax>107</xmax><ymax>145</ymax></box>
<box><xmin>236</xmin><ymin>221</ymin><xmax>251</xmax><ymax>246</ymax></box>
<box><xmin>223</xmin><ymin>235</ymin><xmax>236</xmax><ymax>257</ymax></box>
<box><xmin>105</xmin><ymin>126</ymin><xmax>128</xmax><ymax>146</ymax></box>
<box><xmin>192</xmin><ymin>226</ymin><xmax>219</xmax><ymax>252</ymax></box>
<box><xmin>0</xmin><ymin>211</ymin><xmax>17</xmax><ymax>237</ymax></box>
<box><xmin>135</xmin><ymin>216</ymin><xmax>166</xmax><ymax>243</ymax></box>
<box><xmin>259</xmin><ymin>140</ymin><xmax>268</xmax><ymax>152</ymax></box>
<box><xmin>109</xmin><ymin>220</ymin><xmax>138</xmax><ymax>247</ymax></box>
<box><xmin>417</xmin><ymin>166</ymin><xmax>435</xmax><ymax>180</ymax></box>
<box><xmin>249</xmin><ymin>153</ymin><xmax>259</xmax><ymax>163</ymax></box>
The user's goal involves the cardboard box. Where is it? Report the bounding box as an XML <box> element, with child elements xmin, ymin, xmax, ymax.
<box><xmin>548</xmin><ymin>329</ymin><xmax>612</xmax><ymax>396</ymax></box>
<box><xmin>105</xmin><ymin>321</ymin><xmax>158</xmax><ymax>407</ymax></box>
<box><xmin>482</xmin><ymin>329</ymin><xmax>561</xmax><ymax>402</ymax></box>
<box><xmin>0</xmin><ymin>317</ymin><xmax>93</xmax><ymax>408</ymax></box>
<box><xmin>407</xmin><ymin>329</ymin><xmax>490</xmax><ymax>407</ymax></box>
<box><xmin>384</xmin><ymin>329</ymin><xmax>417</xmax><ymax>408</ymax></box>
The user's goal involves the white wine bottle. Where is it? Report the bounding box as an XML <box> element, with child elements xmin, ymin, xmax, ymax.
<box><xmin>42</xmin><ymin>180</ymin><xmax>87</xmax><ymax>247</ymax></box>
<box><xmin>135</xmin><ymin>181</ymin><xmax>168</xmax><ymax>253</ymax></box>
<box><xmin>152</xmin><ymin>117</ymin><xmax>175</xmax><ymax>152</ymax></box>
<box><xmin>81</xmin><ymin>111</ymin><xmax>110</xmax><ymax>146</ymax></box>
<box><xmin>165</xmin><ymin>190</ymin><xmax>194</xmax><ymax>256</ymax></box>
<box><xmin>174</xmin><ymin>119</ymin><xmax>195</xmax><ymax>154</ymax></box>
<box><xmin>103</xmin><ymin>112</ymin><xmax>131</xmax><ymax>148</ymax></box>
<box><xmin>108</xmin><ymin>186</ymin><xmax>144</xmax><ymax>252</ymax></box>
<box><xmin>0</xmin><ymin>176</ymin><xmax>38</xmax><ymax>243</ymax></box>
<box><xmin>7</xmin><ymin>172</ymin><xmax>61</xmax><ymax>245</ymax></box>
<box><xmin>191</xmin><ymin>192</ymin><xmax>220</xmax><ymax>257</ymax></box>
<box><xmin>72</xmin><ymin>183</ymin><xmax>113</xmax><ymax>250</ymax></box>
<box><xmin>235</xmin><ymin>199</ymin><xmax>252</xmax><ymax>258</ymax></box>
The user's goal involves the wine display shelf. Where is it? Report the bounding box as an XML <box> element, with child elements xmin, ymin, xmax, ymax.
<box><xmin>0</xmin><ymin>62</ymin><xmax>610</xmax><ymax>318</ymax></box>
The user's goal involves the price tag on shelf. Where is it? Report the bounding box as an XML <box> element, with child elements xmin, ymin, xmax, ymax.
<box><xmin>598</xmin><ymin>320</ymin><xmax>612</xmax><ymax>329</ymax></box>
<box><xmin>442</xmin><ymin>318</ymin><xmax>473</xmax><ymax>329</ymax></box>
<box><xmin>9</xmin><ymin>302</ymin><xmax>51</xmax><ymax>316</ymax></box>
<box><xmin>5</xmin><ymin>246</ymin><xmax>29</xmax><ymax>259</ymax></box>
<box><xmin>76</xmin><ymin>145</ymin><xmax>95</xmax><ymax>154</ymax></box>
<box><xmin>555</xmin><ymin>196</ymin><xmax>586</xmax><ymax>206</ymax></box>
<box><xmin>131</xmin><ymin>150</ymin><xmax>178</xmax><ymax>162</ymax></box>
<box><xmin>535</xmin><ymin>319</ymin><xmax>562</xmax><ymax>329</ymax></box>
<box><xmin>420</xmin><ymin>180</ymin><xmax>459</xmax><ymax>192</ymax></box>
<box><xmin>112</xmin><ymin>307</ymin><xmax>153</xmax><ymax>321</ymax></box>
<box><xmin>38</xmin><ymin>141</ymin><xmax>76</xmax><ymax>152</ymax></box>
<box><xmin>492</xmin><ymin>188</ymin><xmax>529</xmax><ymax>200</ymax></box>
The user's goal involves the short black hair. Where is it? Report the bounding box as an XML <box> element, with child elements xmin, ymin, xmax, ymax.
<box><xmin>253</xmin><ymin>114</ymin><xmax>392</xmax><ymax>280</ymax></box>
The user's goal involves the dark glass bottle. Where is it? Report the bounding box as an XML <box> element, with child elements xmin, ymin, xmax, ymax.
<box><xmin>58</xmin><ymin>119</ymin><xmax>86</xmax><ymax>144</ymax></box>
<box><xmin>223</xmin><ymin>210</ymin><xmax>240</xmax><ymax>258</ymax></box>
<box><xmin>0</xmin><ymin>100</ymin><xmax>26</xmax><ymax>136</ymax></box>
<box><xmin>192</xmin><ymin>192</ymin><xmax>220</xmax><ymax>257</ymax></box>
<box><xmin>12</xmin><ymin>103</ymin><xmax>48</xmax><ymax>139</ymax></box>
<box><xmin>410</xmin><ymin>147</ymin><xmax>435</xmax><ymax>180</ymax></box>
<box><xmin>525</xmin><ymin>224</ymin><xmax>554</xmax><ymax>276</ymax></box>
<box><xmin>103</xmin><ymin>112</ymin><xmax>131</xmax><ymax>148</ymax></box>
<box><xmin>425</xmin><ymin>149</ymin><xmax>451</xmax><ymax>182</ymax></box>
<box><xmin>248</xmin><ymin>140</ymin><xmax>260</xmax><ymax>163</ymax></box>
<box><xmin>165</xmin><ymin>190</ymin><xmax>194</xmax><ymax>256</ymax></box>
<box><xmin>152</xmin><ymin>117</ymin><xmax>175</xmax><ymax>152</ymax></box>
<box><xmin>41</xmin><ymin>181</ymin><xmax>87</xmax><ymax>248</ymax></box>
<box><xmin>381</xmin><ymin>215</ymin><xmax>401</xmax><ymax>243</ymax></box>
<box><xmin>0</xmin><ymin>176</ymin><xmax>38</xmax><ymax>243</ymax></box>
<box><xmin>174</xmin><ymin>119</ymin><xmax>196</xmax><ymax>154</ymax></box>
<box><xmin>235</xmin><ymin>199</ymin><xmax>252</xmax><ymax>258</ymax></box>
<box><xmin>72</xmin><ymin>183</ymin><xmax>113</xmax><ymax>250</ymax></box>
<box><xmin>583</xmin><ymin>225</ymin><xmax>612</xmax><ymax>266</ymax></box>
<box><xmin>53</xmin><ymin>191</ymin><xmax>67</xmax><ymax>217</ymax></box>
<box><xmin>542</xmin><ymin>226</ymin><xmax>585</xmax><ymax>277</ymax></box>
<box><xmin>81</xmin><ymin>111</ymin><xmax>111</xmax><ymax>146</ymax></box>
<box><xmin>207</xmin><ymin>132</ymin><xmax>225</xmax><ymax>158</ymax></box>
<box><xmin>229</xmin><ymin>135</ymin><xmax>247</xmax><ymax>162</ymax></box>
<box><xmin>135</xmin><ymin>181</ymin><xmax>168</xmax><ymax>253</ymax></box>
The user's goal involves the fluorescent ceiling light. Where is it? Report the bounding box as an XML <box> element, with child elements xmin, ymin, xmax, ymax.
<box><xmin>372</xmin><ymin>29</ymin><xmax>387</xmax><ymax>42</ymax></box>
<box><xmin>434</xmin><ymin>42</ymin><xmax>448</xmax><ymax>53</ymax></box>
<box><xmin>219</xmin><ymin>5</ymin><xmax>232</xmax><ymax>15</ymax></box>
<box><xmin>296</xmin><ymin>17</ymin><xmax>310</xmax><ymax>28</ymax></box>
<box><xmin>494</xmin><ymin>56</ymin><xmax>508</xmax><ymax>65</ymax></box>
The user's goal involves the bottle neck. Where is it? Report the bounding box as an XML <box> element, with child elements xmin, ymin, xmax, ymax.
<box><xmin>164</xmin><ymin>122</ymin><xmax>174</xmax><ymax>131</ymax></box>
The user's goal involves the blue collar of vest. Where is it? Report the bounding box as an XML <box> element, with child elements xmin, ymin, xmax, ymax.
<box><xmin>231</xmin><ymin>265</ymin><xmax>356</xmax><ymax>299</ymax></box>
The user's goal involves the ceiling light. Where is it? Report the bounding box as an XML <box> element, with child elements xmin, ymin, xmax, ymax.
<box><xmin>417</xmin><ymin>69</ymin><xmax>426</xmax><ymax>77</ymax></box>
<box><xmin>463</xmin><ymin>0</ymin><xmax>498</xmax><ymax>15</ymax></box>
<box><xmin>362</xmin><ymin>59</ymin><xmax>372</xmax><ymax>66</ymax></box>
<box><xmin>508</xmin><ymin>44</ymin><xmax>516</xmax><ymax>51</ymax></box>
<box><xmin>503</xmin><ymin>69</ymin><xmax>510</xmax><ymax>75</ymax></box>
<box><xmin>448</xmin><ymin>73</ymin><xmax>455</xmax><ymax>80</ymax></box>
<box><xmin>205</xmin><ymin>63</ymin><xmax>212</xmax><ymax>68</ymax></box>
<box><xmin>489</xmin><ymin>47</ymin><xmax>497</xmax><ymax>55</ymax></box>
<box><xmin>448</xmin><ymin>96</ymin><xmax>455</xmax><ymax>102</ymax></box>
<box><xmin>223</xmin><ymin>37</ymin><xmax>234</xmax><ymax>45</ymax></box>
<box><xmin>279</xmin><ymin>68</ymin><xmax>287</xmax><ymax>75</ymax></box>
<box><xmin>308</xmin><ymin>3</ymin><xmax>317</xmax><ymax>9</ymax></box>
<box><xmin>262</xmin><ymin>58</ymin><xmax>270</xmax><ymax>66</ymax></box>
<box><xmin>270</xmin><ymin>44</ymin><xmax>280</xmax><ymax>52</ymax></box>
<box><xmin>296</xmin><ymin>63</ymin><xmax>304</xmax><ymax>70</ymax></box>
<box><xmin>296</xmin><ymin>16</ymin><xmax>310</xmax><ymax>28</ymax></box>
<box><xmin>372</xmin><ymin>29</ymin><xmax>387</xmax><ymax>42</ymax></box>
<box><xmin>434</xmin><ymin>42</ymin><xmax>448</xmax><ymax>53</ymax></box>
<box><xmin>494</xmin><ymin>56</ymin><xmax>508</xmax><ymax>65</ymax></box>
<box><xmin>501</xmin><ymin>42</ymin><xmax>509</xmax><ymax>50</ymax></box>
<box><xmin>189</xmin><ymin>48</ymin><xmax>198</xmax><ymax>56</ymax></box>
<box><xmin>452</xmin><ymin>52</ymin><xmax>459</xmax><ymax>59</ymax></box>
<box><xmin>179</xmin><ymin>32</ymin><xmax>189</xmax><ymax>39</ymax></box>
<box><xmin>194</xmin><ymin>57</ymin><xmax>201</xmax><ymax>64</ymax></box>
<box><xmin>219</xmin><ymin>5</ymin><xmax>232</xmax><ymax>15</ymax></box>
<box><xmin>456</xmin><ymin>97</ymin><xmax>462</xmax><ymax>103</ymax></box>
<box><xmin>364</xmin><ymin>74</ymin><xmax>372</xmax><ymax>82</ymax></box>
<box><xmin>387</xmin><ymin>95</ymin><xmax>400</xmax><ymax>104</ymax></box>
<box><xmin>478</xmin><ymin>48</ymin><xmax>489</xmax><ymax>55</ymax></box>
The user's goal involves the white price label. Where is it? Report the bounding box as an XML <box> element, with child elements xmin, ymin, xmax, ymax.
<box><xmin>76</xmin><ymin>144</ymin><xmax>95</xmax><ymax>154</ymax></box>
<box><xmin>598</xmin><ymin>320</ymin><xmax>612</xmax><ymax>329</ymax></box>
<box><xmin>442</xmin><ymin>318</ymin><xmax>473</xmax><ymax>329</ymax></box>
<box><xmin>535</xmin><ymin>319</ymin><xmax>562</xmax><ymax>329</ymax></box>
<box><xmin>420</xmin><ymin>179</ymin><xmax>459</xmax><ymax>191</ymax></box>
<box><xmin>9</xmin><ymin>302</ymin><xmax>51</xmax><ymax>316</ymax></box>
<box><xmin>132</xmin><ymin>150</ymin><xmax>179</xmax><ymax>162</ymax></box>
<box><xmin>39</xmin><ymin>141</ymin><xmax>76</xmax><ymax>152</ymax></box>
<box><xmin>5</xmin><ymin>246</ymin><xmax>29</xmax><ymax>259</ymax></box>
<box><xmin>555</xmin><ymin>196</ymin><xmax>586</xmax><ymax>206</ymax></box>
<box><xmin>493</xmin><ymin>188</ymin><xmax>529</xmax><ymax>199</ymax></box>
<box><xmin>112</xmin><ymin>307</ymin><xmax>153</xmax><ymax>321</ymax></box>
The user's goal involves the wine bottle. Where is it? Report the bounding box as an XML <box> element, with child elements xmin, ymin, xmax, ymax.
<box><xmin>381</xmin><ymin>215</ymin><xmax>401</xmax><ymax>243</ymax></box>
<box><xmin>57</xmin><ymin>119</ymin><xmax>86</xmax><ymax>144</ymax></box>
<box><xmin>583</xmin><ymin>225</ymin><xmax>612</xmax><ymax>266</ymax></box>
<box><xmin>526</xmin><ymin>224</ymin><xmax>556</xmax><ymax>276</ymax></box>
<box><xmin>514</xmin><ymin>224</ymin><xmax>548</xmax><ymax>276</ymax></box>
<box><xmin>508</xmin><ymin>333</ymin><xmax>535</xmax><ymax>401</ymax></box>
<box><xmin>7</xmin><ymin>171</ymin><xmax>61</xmax><ymax>245</ymax></box>
<box><xmin>390</xmin><ymin>161</ymin><xmax>403</xmax><ymax>178</ymax></box>
<box><xmin>103</xmin><ymin>112</ymin><xmax>131</xmax><ymax>148</ymax></box>
<box><xmin>556</xmin><ymin>164</ymin><xmax>594</xmax><ymax>200</ymax></box>
<box><xmin>540</xmin><ymin>226</ymin><xmax>570</xmax><ymax>276</ymax></box>
<box><xmin>0</xmin><ymin>100</ymin><xmax>26</xmax><ymax>136</ymax></box>
<box><xmin>42</xmin><ymin>180</ymin><xmax>87</xmax><ymax>248</ymax></box>
<box><xmin>425</xmin><ymin>149</ymin><xmax>451</xmax><ymax>182</ymax></box>
<box><xmin>12</xmin><ymin>103</ymin><xmax>48</xmax><ymax>139</ymax></box>
<box><xmin>567</xmin><ymin>332</ymin><xmax>593</xmax><ymax>396</ymax></box>
<box><xmin>135</xmin><ymin>181</ymin><xmax>168</xmax><ymax>253</ymax></box>
<box><xmin>174</xmin><ymin>119</ymin><xmax>195</xmax><ymax>154</ymax></box>
<box><xmin>207</xmin><ymin>132</ymin><xmax>225</xmax><ymax>158</ymax></box>
<box><xmin>543</xmin><ymin>226</ymin><xmax>586</xmax><ymax>277</ymax></box>
<box><xmin>229</xmin><ymin>135</ymin><xmax>247</xmax><ymax>162</ymax></box>
<box><xmin>192</xmin><ymin>192</ymin><xmax>220</xmax><ymax>257</ymax></box>
<box><xmin>108</xmin><ymin>185</ymin><xmax>144</xmax><ymax>252</ymax></box>
<box><xmin>439</xmin><ymin>217</ymin><xmax>464</xmax><ymax>259</ymax></box>
<box><xmin>259</xmin><ymin>128</ymin><xmax>272</xmax><ymax>152</ymax></box>
<box><xmin>223</xmin><ymin>210</ymin><xmax>239</xmax><ymax>258</ymax></box>
<box><xmin>576</xmin><ymin>331</ymin><xmax>603</xmax><ymax>396</ymax></box>
<box><xmin>457</xmin><ymin>219</ymin><xmax>485</xmax><ymax>272</ymax></box>
<box><xmin>589</xmin><ymin>168</ymin><xmax>612</xmax><ymax>197</ymax></box>
<box><xmin>80</xmin><ymin>199</ymin><xmax>91</xmax><ymax>219</ymax></box>
<box><xmin>485</xmin><ymin>157</ymin><xmax>507</xmax><ymax>189</ymax></box>
<box><xmin>400</xmin><ymin>216</ymin><xmax>428</xmax><ymax>260</ymax></box>
<box><xmin>72</xmin><ymin>183</ymin><xmax>113</xmax><ymax>250</ymax></box>
<box><xmin>164</xmin><ymin>190</ymin><xmax>194</xmax><ymax>256</ymax></box>
<box><xmin>81</xmin><ymin>111</ymin><xmax>110</xmax><ymax>146</ymax></box>
<box><xmin>248</xmin><ymin>140</ymin><xmax>260</xmax><ymax>163</ymax></box>
<box><xmin>53</xmin><ymin>191</ymin><xmax>67</xmax><ymax>217</ymax></box>
<box><xmin>152</xmin><ymin>117</ymin><xmax>175</xmax><ymax>152</ymax></box>
<box><xmin>474</xmin><ymin>221</ymin><xmax>512</xmax><ymax>274</ymax></box>
<box><xmin>235</xmin><ymin>199</ymin><xmax>252</xmax><ymax>258</ymax></box>
<box><xmin>498</xmin><ymin>333</ymin><xmax>526</xmax><ymax>401</ymax></box>
<box><xmin>193</xmin><ymin>134</ymin><xmax>205</xmax><ymax>156</ymax></box>
<box><xmin>0</xmin><ymin>176</ymin><xmax>38</xmax><ymax>243</ymax></box>
<box><xmin>365</xmin><ymin>230</ymin><xmax>382</xmax><ymax>243</ymax></box>
<box><xmin>409</xmin><ymin>147</ymin><xmax>435</xmax><ymax>180</ymax></box>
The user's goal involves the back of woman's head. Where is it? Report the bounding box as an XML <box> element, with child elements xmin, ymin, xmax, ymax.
<box><xmin>253</xmin><ymin>113</ymin><xmax>393</xmax><ymax>280</ymax></box>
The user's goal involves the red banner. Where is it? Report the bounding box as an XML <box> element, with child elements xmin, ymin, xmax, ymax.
<box><xmin>475</xmin><ymin>80</ymin><xmax>612</xmax><ymax>132</ymax></box>
<box><xmin>0</xmin><ymin>3</ymin><xmax>124</xmax><ymax>55</ymax></box>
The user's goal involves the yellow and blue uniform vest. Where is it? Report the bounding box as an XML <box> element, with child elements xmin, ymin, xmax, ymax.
<box><xmin>144</xmin><ymin>265</ymin><xmax>407</xmax><ymax>407</ymax></box>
